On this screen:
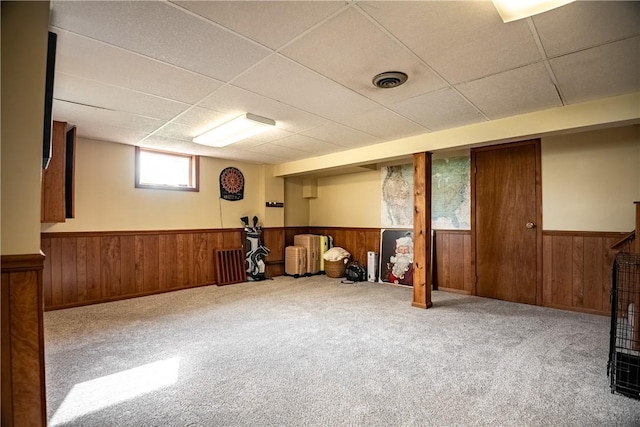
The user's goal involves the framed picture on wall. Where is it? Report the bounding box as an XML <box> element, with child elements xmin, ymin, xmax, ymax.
<box><xmin>379</xmin><ymin>229</ymin><xmax>413</xmax><ymax>287</ymax></box>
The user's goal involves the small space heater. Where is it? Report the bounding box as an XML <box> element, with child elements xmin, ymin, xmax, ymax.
<box><xmin>608</xmin><ymin>253</ymin><xmax>640</xmax><ymax>400</ymax></box>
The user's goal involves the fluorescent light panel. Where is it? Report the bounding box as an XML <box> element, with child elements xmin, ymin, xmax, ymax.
<box><xmin>193</xmin><ymin>113</ymin><xmax>275</xmax><ymax>148</ymax></box>
<box><xmin>492</xmin><ymin>0</ymin><xmax>575</xmax><ymax>23</ymax></box>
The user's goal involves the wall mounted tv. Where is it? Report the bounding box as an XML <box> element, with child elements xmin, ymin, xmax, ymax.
<box><xmin>42</xmin><ymin>31</ymin><xmax>57</xmax><ymax>170</ymax></box>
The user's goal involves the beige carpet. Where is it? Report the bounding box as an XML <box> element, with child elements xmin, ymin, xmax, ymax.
<box><xmin>45</xmin><ymin>276</ymin><xmax>640</xmax><ymax>426</ymax></box>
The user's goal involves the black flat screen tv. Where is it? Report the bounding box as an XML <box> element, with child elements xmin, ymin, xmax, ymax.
<box><xmin>42</xmin><ymin>31</ymin><xmax>57</xmax><ymax>170</ymax></box>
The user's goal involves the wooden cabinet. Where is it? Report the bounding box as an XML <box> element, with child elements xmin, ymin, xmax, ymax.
<box><xmin>41</xmin><ymin>120</ymin><xmax>75</xmax><ymax>222</ymax></box>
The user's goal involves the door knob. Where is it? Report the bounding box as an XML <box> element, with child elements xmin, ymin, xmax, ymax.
<box><xmin>526</xmin><ymin>222</ymin><xmax>536</xmax><ymax>229</ymax></box>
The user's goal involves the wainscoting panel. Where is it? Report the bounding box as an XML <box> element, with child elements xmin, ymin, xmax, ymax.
<box><xmin>263</xmin><ymin>228</ymin><xmax>285</xmax><ymax>277</ymax></box>
<box><xmin>1</xmin><ymin>253</ymin><xmax>47</xmax><ymax>426</ymax></box>
<box><xmin>433</xmin><ymin>230</ymin><xmax>473</xmax><ymax>294</ymax></box>
<box><xmin>309</xmin><ymin>227</ymin><xmax>381</xmax><ymax>265</ymax></box>
<box><xmin>42</xmin><ymin>229</ymin><xmax>244</xmax><ymax>310</ymax></box>
<box><xmin>542</xmin><ymin>231</ymin><xmax>626</xmax><ymax>315</ymax></box>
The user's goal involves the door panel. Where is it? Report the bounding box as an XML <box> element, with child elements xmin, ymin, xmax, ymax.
<box><xmin>472</xmin><ymin>141</ymin><xmax>541</xmax><ymax>305</ymax></box>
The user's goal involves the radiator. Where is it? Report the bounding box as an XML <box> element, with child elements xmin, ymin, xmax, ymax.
<box><xmin>215</xmin><ymin>248</ymin><xmax>246</xmax><ymax>286</ymax></box>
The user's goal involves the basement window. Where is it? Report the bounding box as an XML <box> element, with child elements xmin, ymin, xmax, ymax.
<box><xmin>135</xmin><ymin>147</ymin><xmax>199</xmax><ymax>192</ymax></box>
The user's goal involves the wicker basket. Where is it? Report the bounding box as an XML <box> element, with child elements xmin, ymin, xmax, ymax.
<box><xmin>325</xmin><ymin>259</ymin><xmax>348</xmax><ymax>278</ymax></box>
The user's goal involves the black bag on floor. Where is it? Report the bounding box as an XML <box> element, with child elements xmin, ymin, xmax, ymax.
<box><xmin>344</xmin><ymin>261</ymin><xmax>366</xmax><ymax>282</ymax></box>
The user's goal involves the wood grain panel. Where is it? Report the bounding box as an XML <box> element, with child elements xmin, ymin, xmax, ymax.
<box><xmin>101</xmin><ymin>236</ymin><xmax>122</xmax><ymax>298</ymax></box>
<box><xmin>193</xmin><ymin>233</ymin><xmax>209</xmax><ymax>285</ymax></box>
<box><xmin>120</xmin><ymin>235</ymin><xmax>136</xmax><ymax>295</ymax></box>
<box><xmin>412</xmin><ymin>151</ymin><xmax>432</xmax><ymax>309</ymax></box>
<box><xmin>572</xmin><ymin>236</ymin><xmax>584</xmax><ymax>308</ymax></box>
<box><xmin>1</xmin><ymin>253</ymin><xmax>47</xmax><ymax>427</ymax></box>
<box><xmin>61</xmin><ymin>237</ymin><xmax>78</xmax><ymax>305</ymax></box>
<box><xmin>583</xmin><ymin>237</ymin><xmax>604</xmax><ymax>312</ymax></box>
<box><xmin>433</xmin><ymin>230</ymin><xmax>472</xmax><ymax>294</ymax></box>
<box><xmin>86</xmin><ymin>236</ymin><xmax>102</xmax><ymax>301</ymax></box>
<box><xmin>41</xmin><ymin>120</ymin><xmax>67</xmax><ymax>223</ymax></box>
<box><xmin>42</xmin><ymin>238</ymin><xmax>52</xmax><ymax>306</ymax></box>
<box><xmin>43</xmin><ymin>229</ymin><xmax>245</xmax><ymax>310</ymax></box>
<box><xmin>176</xmin><ymin>233</ymin><xmax>193</xmax><ymax>288</ymax></box>
<box><xmin>551</xmin><ymin>235</ymin><xmax>573</xmax><ymax>307</ymax></box>
<box><xmin>542</xmin><ymin>231</ymin><xmax>626</xmax><ymax>315</ymax></box>
<box><xmin>142</xmin><ymin>235</ymin><xmax>160</xmax><ymax>292</ymax></box>
<box><xmin>308</xmin><ymin>227</ymin><xmax>380</xmax><ymax>265</ymax></box>
<box><xmin>76</xmin><ymin>237</ymin><xmax>88</xmax><ymax>302</ymax></box>
<box><xmin>49</xmin><ymin>237</ymin><xmax>62</xmax><ymax>306</ymax></box>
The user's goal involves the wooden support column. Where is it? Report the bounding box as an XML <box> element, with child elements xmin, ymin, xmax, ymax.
<box><xmin>1</xmin><ymin>253</ymin><xmax>47</xmax><ymax>427</ymax></box>
<box><xmin>412</xmin><ymin>152</ymin><xmax>432</xmax><ymax>309</ymax></box>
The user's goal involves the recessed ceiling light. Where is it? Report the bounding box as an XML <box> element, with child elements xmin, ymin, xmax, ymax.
<box><xmin>492</xmin><ymin>0</ymin><xmax>576</xmax><ymax>23</ymax></box>
<box><xmin>193</xmin><ymin>113</ymin><xmax>275</xmax><ymax>148</ymax></box>
<box><xmin>372</xmin><ymin>71</ymin><xmax>408</xmax><ymax>89</ymax></box>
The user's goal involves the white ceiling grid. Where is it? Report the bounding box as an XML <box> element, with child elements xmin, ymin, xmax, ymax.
<box><xmin>49</xmin><ymin>0</ymin><xmax>640</xmax><ymax>165</ymax></box>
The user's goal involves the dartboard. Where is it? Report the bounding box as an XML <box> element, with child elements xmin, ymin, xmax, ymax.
<box><xmin>219</xmin><ymin>167</ymin><xmax>245</xmax><ymax>201</ymax></box>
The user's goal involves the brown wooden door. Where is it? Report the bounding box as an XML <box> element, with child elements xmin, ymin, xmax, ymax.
<box><xmin>472</xmin><ymin>140</ymin><xmax>542</xmax><ymax>305</ymax></box>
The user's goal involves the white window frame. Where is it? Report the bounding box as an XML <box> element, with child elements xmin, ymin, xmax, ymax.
<box><xmin>135</xmin><ymin>147</ymin><xmax>199</xmax><ymax>192</ymax></box>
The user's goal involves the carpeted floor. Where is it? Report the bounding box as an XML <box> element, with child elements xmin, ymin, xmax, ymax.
<box><xmin>44</xmin><ymin>276</ymin><xmax>640</xmax><ymax>426</ymax></box>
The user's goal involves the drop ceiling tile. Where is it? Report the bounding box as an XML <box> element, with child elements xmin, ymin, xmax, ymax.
<box><xmin>533</xmin><ymin>1</ymin><xmax>640</xmax><ymax>57</ymax></box>
<box><xmin>340</xmin><ymin>109</ymin><xmax>429</xmax><ymax>141</ymax></box>
<box><xmin>281</xmin><ymin>7</ymin><xmax>446</xmax><ymax>105</ymax></box>
<box><xmin>140</xmin><ymin>135</ymin><xmax>223</xmax><ymax>157</ymax></box>
<box><xmin>201</xmin><ymin>85</ymin><xmax>330</xmax><ymax>133</ymax></box>
<box><xmin>54</xmin><ymin>73</ymin><xmax>190</xmax><ymax>121</ymax></box>
<box><xmin>172</xmin><ymin>1</ymin><xmax>346</xmax><ymax>50</ymax></box>
<box><xmin>550</xmin><ymin>37</ymin><xmax>640</xmax><ymax>105</ymax></box>
<box><xmin>271</xmin><ymin>134</ymin><xmax>343</xmax><ymax>155</ymax></box>
<box><xmin>390</xmin><ymin>88</ymin><xmax>487</xmax><ymax>131</ymax></box>
<box><xmin>53</xmin><ymin>29</ymin><xmax>223</xmax><ymax>104</ymax></box>
<box><xmin>53</xmin><ymin>99</ymin><xmax>164</xmax><ymax>134</ymax></box>
<box><xmin>248</xmin><ymin>143</ymin><xmax>309</xmax><ymax>161</ymax></box>
<box><xmin>67</xmin><ymin>118</ymin><xmax>150</xmax><ymax>146</ymax></box>
<box><xmin>456</xmin><ymin>63</ymin><xmax>561</xmax><ymax>120</ymax></box>
<box><xmin>228</xmin><ymin>150</ymin><xmax>290</xmax><ymax>165</ymax></box>
<box><xmin>171</xmin><ymin>107</ymin><xmax>229</xmax><ymax>130</ymax></box>
<box><xmin>232</xmin><ymin>54</ymin><xmax>378</xmax><ymax>122</ymax></box>
<box><xmin>301</xmin><ymin>123</ymin><xmax>385</xmax><ymax>148</ymax></box>
<box><xmin>153</xmin><ymin>122</ymin><xmax>196</xmax><ymax>142</ymax></box>
<box><xmin>359</xmin><ymin>1</ymin><xmax>541</xmax><ymax>84</ymax></box>
<box><xmin>51</xmin><ymin>1</ymin><xmax>271</xmax><ymax>81</ymax></box>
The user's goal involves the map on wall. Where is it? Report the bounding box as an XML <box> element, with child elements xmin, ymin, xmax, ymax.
<box><xmin>432</xmin><ymin>156</ymin><xmax>470</xmax><ymax>230</ymax></box>
<box><xmin>380</xmin><ymin>157</ymin><xmax>470</xmax><ymax>230</ymax></box>
<box><xmin>381</xmin><ymin>165</ymin><xmax>413</xmax><ymax>228</ymax></box>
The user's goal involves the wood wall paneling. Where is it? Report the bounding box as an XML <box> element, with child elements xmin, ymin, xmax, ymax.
<box><xmin>308</xmin><ymin>227</ymin><xmax>380</xmax><ymax>264</ymax></box>
<box><xmin>434</xmin><ymin>230</ymin><xmax>473</xmax><ymax>294</ymax></box>
<box><xmin>1</xmin><ymin>254</ymin><xmax>47</xmax><ymax>426</ymax></box>
<box><xmin>542</xmin><ymin>231</ymin><xmax>625</xmax><ymax>315</ymax></box>
<box><xmin>42</xmin><ymin>229</ymin><xmax>246</xmax><ymax>310</ymax></box>
<box><xmin>42</xmin><ymin>228</ymin><xmax>624</xmax><ymax>316</ymax></box>
<box><xmin>263</xmin><ymin>228</ymin><xmax>285</xmax><ymax>277</ymax></box>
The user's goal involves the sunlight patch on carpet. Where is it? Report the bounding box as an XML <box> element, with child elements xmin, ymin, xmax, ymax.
<box><xmin>49</xmin><ymin>356</ymin><xmax>180</xmax><ymax>426</ymax></box>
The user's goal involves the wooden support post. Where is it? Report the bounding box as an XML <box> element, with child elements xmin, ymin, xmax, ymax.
<box><xmin>412</xmin><ymin>152</ymin><xmax>432</xmax><ymax>309</ymax></box>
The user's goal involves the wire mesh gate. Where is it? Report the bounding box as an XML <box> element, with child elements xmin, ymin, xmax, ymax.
<box><xmin>608</xmin><ymin>253</ymin><xmax>640</xmax><ymax>399</ymax></box>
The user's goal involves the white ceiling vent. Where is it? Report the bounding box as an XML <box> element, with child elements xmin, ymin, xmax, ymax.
<box><xmin>372</xmin><ymin>71</ymin><xmax>408</xmax><ymax>89</ymax></box>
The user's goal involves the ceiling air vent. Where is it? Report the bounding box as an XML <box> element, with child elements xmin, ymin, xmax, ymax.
<box><xmin>372</xmin><ymin>71</ymin><xmax>408</xmax><ymax>89</ymax></box>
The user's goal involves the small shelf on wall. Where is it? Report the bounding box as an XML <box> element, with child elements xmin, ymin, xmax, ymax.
<box><xmin>266</xmin><ymin>201</ymin><xmax>284</xmax><ymax>208</ymax></box>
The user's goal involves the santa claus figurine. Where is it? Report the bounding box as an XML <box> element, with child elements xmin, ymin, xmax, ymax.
<box><xmin>388</xmin><ymin>235</ymin><xmax>414</xmax><ymax>286</ymax></box>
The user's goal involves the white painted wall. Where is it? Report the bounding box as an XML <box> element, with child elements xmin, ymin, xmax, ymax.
<box><xmin>304</xmin><ymin>125</ymin><xmax>639</xmax><ymax>233</ymax></box>
<box><xmin>41</xmin><ymin>137</ymin><xmax>276</xmax><ymax>232</ymax></box>
<box><xmin>1</xmin><ymin>2</ymin><xmax>50</xmax><ymax>254</ymax></box>
<box><xmin>542</xmin><ymin>125</ymin><xmax>640</xmax><ymax>232</ymax></box>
